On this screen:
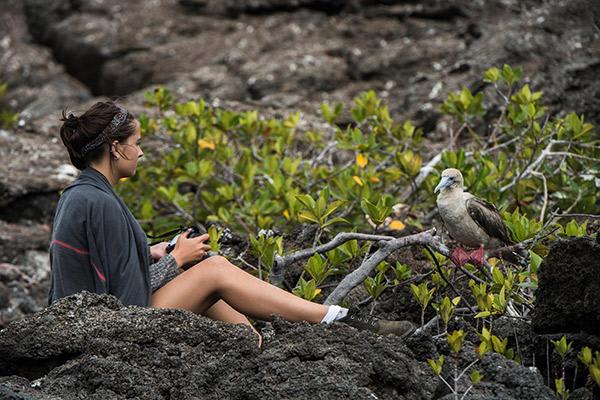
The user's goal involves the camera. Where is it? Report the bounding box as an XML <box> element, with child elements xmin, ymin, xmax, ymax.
<box><xmin>165</xmin><ymin>226</ymin><xmax>205</xmax><ymax>254</ymax></box>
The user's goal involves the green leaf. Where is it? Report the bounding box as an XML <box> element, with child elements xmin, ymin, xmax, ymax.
<box><xmin>578</xmin><ymin>347</ymin><xmax>593</xmax><ymax>366</ymax></box>
<box><xmin>427</xmin><ymin>355</ymin><xmax>444</xmax><ymax>376</ymax></box>
<box><xmin>447</xmin><ymin>330</ymin><xmax>465</xmax><ymax>354</ymax></box>
<box><xmin>322</xmin><ymin>200</ymin><xmax>346</xmax><ymax>220</ymax></box>
<box><xmin>483</xmin><ymin>67</ymin><xmax>500</xmax><ymax>83</ymax></box>
<box><xmin>470</xmin><ymin>369</ymin><xmax>483</xmax><ymax>385</ymax></box>
<box><xmin>298</xmin><ymin>211</ymin><xmax>320</xmax><ymax>224</ymax></box>
<box><xmin>529</xmin><ymin>250</ymin><xmax>543</xmax><ymax>274</ymax></box>
<box><xmin>321</xmin><ymin>217</ymin><xmax>350</xmax><ymax>228</ymax></box>
<box><xmin>296</xmin><ymin>194</ymin><xmax>316</xmax><ymax>210</ymax></box>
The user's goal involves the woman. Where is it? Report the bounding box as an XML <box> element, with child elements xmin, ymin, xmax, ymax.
<box><xmin>49</xmin><ymin>101</ymin><xmax>414</xmax><ymax>346</ymax></box>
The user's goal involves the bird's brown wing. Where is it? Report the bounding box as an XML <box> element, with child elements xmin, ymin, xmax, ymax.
<box><xmin>465</xmin><ymin>197</ymin><xmax>514</xmax><ymax>245</ymax></box>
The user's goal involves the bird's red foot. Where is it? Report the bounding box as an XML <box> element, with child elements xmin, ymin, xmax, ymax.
<box><xmin>450</xmin><ymin>248</ymin><xmax>471</xmax><ymax>267</ymax></box>
<box><xmin>470</xmin><ymin>245</ymin><xmax>486</xmax><ymax>266</ymax></box>
<box><xmin>450</xmin><ymin>246</ymin><xmax>486</xmax><ymax>267</ymax></box>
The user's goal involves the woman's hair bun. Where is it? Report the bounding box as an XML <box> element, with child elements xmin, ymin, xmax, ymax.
<box><xmin>61</xmin><ymin>112</ymin><xmax>79</xmax><ymax>130</ymax></box>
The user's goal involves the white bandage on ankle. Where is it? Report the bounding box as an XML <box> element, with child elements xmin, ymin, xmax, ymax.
<box><xmin>320</xmin><ymin>305</ymin><xmax>349</xmax><ymax>324</ymax></box>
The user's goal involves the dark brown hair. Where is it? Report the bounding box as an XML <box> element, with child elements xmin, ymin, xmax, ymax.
<box><xmin>59</xmin><ymin>101</ymin><xmax>136</xmax><ymax>170</ymax></box>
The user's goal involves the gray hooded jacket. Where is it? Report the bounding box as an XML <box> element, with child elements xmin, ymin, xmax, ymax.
<box><xmin>48</xmin><ymin>168</ymin><xmax>154</xmax><ymax>306</ymax></box>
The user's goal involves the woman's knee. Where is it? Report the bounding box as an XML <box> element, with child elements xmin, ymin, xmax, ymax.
<box><xmin>203</xmin><ymin>255</ymin><xmax>230</xmax><ymax>267</ymax></box>
<box><xmin>187</xmin><ymin>255</ymin><xmax>233</xmax><ymax>286</ymax></box>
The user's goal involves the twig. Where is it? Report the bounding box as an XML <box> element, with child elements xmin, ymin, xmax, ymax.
<box><xmin>457</xmin><ymin>265</ymin><xmax>486</xmax><ymax>285</ymax></box>
<box><xmin>413</xmin><ymin>307</ymin><xmax>471</xmax><ymax>335</ymax></box>
<box><xmin>171</xmin><ymin>200</ymin><xmax>195</xmax><ymax>222</ymax></box>
<box><xmin>529</xmin><ymin>225</ymin><xmax>561</xmax><ymax>249</ymax></box>
<box><xmin>309</xmin><ymin>140</ymin><xmax>338</xmax><ymax>169</ymax></box>
<box><xmin>562</xmin><ymin>190</ymin><xmax>583</xmax><ymax>215</ymax></box>
<box><xmin>413</xmin><ymin>315</ymin><xmax>440</xmax><ymax>335</ymax></box>
<box><xmin>550</xmin><ymin>212</ymin><xmax>600</xmax><ymax>219</ymax></box>
<box><xmin>269</xmin><ymin>232</ymin><xmax>395</xmax><ymax>286</ymax></box>
<box><xmin>456</xmin><ymin>359</ymin><xmax>479</xmax><ymax>381</ymax></box>
<box><xmin>233</xmin><ymin>255</ymin><xmax>258</xmax><ymax>270</ymax></box>
<box><xmin>486</xmin><ymin>84</ymin><xmax>513</xmax><ymax>147</ymax></box>
<box><xmin>500</xmin><ymin>138</ymin><xmax>553</xmax><ymax>193</ymax></box>
<box><xmin>424</xmin><ymin>245</ymin><xmax>475</xmax><ymax>312</ymax></box>
<box><xmin>449</xmin><ymin>122</ymin><xmax>468</xmax><ymax>150</ymax></box>
<box><xmin>324</xmin><ymin>229</ymin><xmax>449</xmax><ymax>305</ymax></box>
<box><xmin>551</xmin><ymin>140</ymin><xmax>600</xmax><ymax>149</ymax></box>
<box><xmin>480</xmin><ymin>135</ymin><xmax>520</xmax><ymax>155</ymax></box>
<box><xmin>530</xmin><ymin>171</ymin><xmax>548</xmax><ymax>224</ymax></box>
<box><xmin>460</xmin><ymin>384</ymin><xmax>475</xmax><ymax>400</ymax></box>
<box><xmin>546</xmin><ymin>151</ymin><xmax>599</xmax><ymax>163</ymax></box>
<box><xmin>357</xmin><ymin>295</ymin><xmax>374</xmax><ymax>307</ymax></box>
<box><xmin>392</xmin><ymin>270</ymin><xmax>435</xmax><ymax>290</ymax></box>
<box><xmin>306</xmin><ymin>160</ymin><xmax>353</xmax><ymax>190</ymax></box>
<box><xmin>374</xmin><ymin>151</ymin><xmax>396</xmax><ymax>172</ymax></box>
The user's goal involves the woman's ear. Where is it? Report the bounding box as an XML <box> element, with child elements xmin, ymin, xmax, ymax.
<box><xmin>111</xmin><ymin>140</ymin><xmax>120</xmax><ymax>160</ymax></box>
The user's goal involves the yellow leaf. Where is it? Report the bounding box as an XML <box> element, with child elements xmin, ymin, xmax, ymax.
<box><xmin>356</xmin><ymin>153</ymin><xmax>368</xmax><ymax>168</ymax></box>
<box><xmin>283</xmin><ymin>209</ymin><xmax>290</xmax><ymax>219</ymax></box>
<box><xmin>352</xmin><ymin>175</ymin><xmax>364</xmax><ymax>186</ymax></box>
<box><xmin>369</xmin><ymin>176</ymin><xmax>381</xmax><ymax>183</ymax></box>
<box><xmin>314</xmin><ymin>288</ymin><xmax>322</xmax><ymax>296</ymax></box>
<box><xmin>197</xmin><ymin>138</ymin><xmax>216</xmax><ymax>150</ymax></box>
<box><xmin>388</xmin><ymin>219</ymin><xmax>406</xmax><ymax>230</ymax></box>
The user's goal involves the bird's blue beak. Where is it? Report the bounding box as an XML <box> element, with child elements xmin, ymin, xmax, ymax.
<box><xmin>434</xmin><ymin>176</ymin><xmax>452</xmax><ymax>194</ymax></box>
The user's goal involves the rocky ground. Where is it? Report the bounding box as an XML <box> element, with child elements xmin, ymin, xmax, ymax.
<box><xmin>0</xmin><ymin>0</ymin><xmax>599</xmax><ymax>398</ymax></box>
<box><xmin>0</xmin><ymin>238</ymin><xmax>598</xmax><ymax>399</ymax></box>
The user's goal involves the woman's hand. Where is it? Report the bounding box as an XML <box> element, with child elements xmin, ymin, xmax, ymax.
<box><xmin>150</xmin><ymin>242</ymin><xmax>169</xmax><ymax>261</ymax></box>
<box><xmin>170</xmin><ymin>230</ymin><xmax>211</xmax><ymax>268</ymax></box>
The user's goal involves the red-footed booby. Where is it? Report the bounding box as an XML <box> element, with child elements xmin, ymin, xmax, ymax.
<box><xmin>435</xmin><ymin>168</ymin><xmax>514</xmax><ymax>266</ymax></box>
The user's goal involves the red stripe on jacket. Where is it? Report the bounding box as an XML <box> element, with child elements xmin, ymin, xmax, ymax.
<box><xmin>50</xmin><ymin>239</ymin><xmax>90</xmax><ymax>255</ymax></box>
<box><xmin>50</xmin><ymin>239</ymin><xmax>106</xmax><ymax>282</ymax></box>
<box><xmin>90</xmin><ymin>262</ymin><xmax>107</xmax><ymax>282</ymax></box>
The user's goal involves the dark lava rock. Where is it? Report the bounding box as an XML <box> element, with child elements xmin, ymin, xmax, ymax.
<box><xmin>19</xmin><ymin>0</ymin><xmax>600</xmax><ymax>126</ymax></box>
<box><xmin>0</xmin><ymin>292</ymin><xmax>565</xmax><ymax>399</ymax></box>
<box><xmin>0</xmin><ymin>292</ymin><xmax>439</xmax><ymax>399</ymax></box>
<box><xmin>446</xmin><ymin>352</ymin><xmax>555</xmax><ymax>400</ymax></box>
<box><xmin>533</xmin><ymin>237</ymin><xmax>600</xmax><ymax>335</ymax></box>
<box><xmin>180</xmin><ymin>0</ymin><xmax>350</xmax><ymax>16</ymax></box>
<box><xmin>0</xmin><ymin>255</ymin><xmax>51</xmax><ymax>330</ymax></box>
<box><xmin>0</xmin><ymin>221</ymin><xmax>52</xmax><ymax>264</ymax></box>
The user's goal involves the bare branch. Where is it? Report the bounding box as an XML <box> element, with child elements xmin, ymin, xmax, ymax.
<box><xmin>530</xmin><ymin>171</ymin><xmax>548</xmax><ymax>224</ymax></box>
<box><xmin>546</xmin><ymin>151</ymin><xmax>599</xmax><ymax>163</ymax></box>
<box><xmin>424</xmin><ymin>245</ymin><xmax>475</xmax><ymax>312</ymax></box>
<box><xmin>309</xmin><ymin>140</ymin><xmax>338</xmax><ymax>169</ymax></box>
<box><xmin>550</xmin><ymin>212</ymin><xmax>600</xmax><ymax>219</ymax></box>
<box><xmin>500</xmin><ymin>139</ymin><xmax>554</xmax><ymax>192</ymax></box>
<box><xmin>413</xmin><ymin>307</ymin><xmax>471</xmax><ymax>335</ymax></box>
<box><xmin>413</xmin><ymin>315</ymin><xmax>440</xmax><ymax>336</ymax></box>
<box><xmin>171</xmin><ymin>200</ymin><xmax>194</xmax><ymax>222</ymax></box>
<box><xmin>324</xmin><ymin>229</ymin><xmax>449</xmax><ymax>305</ymax></box>
<box><xmin>269</xmin><ymin>232</ymin><xmax>395</xmax><ymax>286</ymax></box>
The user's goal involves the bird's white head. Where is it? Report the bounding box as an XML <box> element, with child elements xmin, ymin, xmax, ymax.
<box><xmin>434</xmin><ymin>168</ymin><xmax>464</xmax><ymax>194</ymax></box>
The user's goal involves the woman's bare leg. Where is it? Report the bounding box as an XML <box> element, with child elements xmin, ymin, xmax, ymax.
<box><xmin>204</xmin><ymin>300</ymin><xmax>262</xmax><ymax>346</ymax></box>
<box><xmin>151</xmin><ymin>256</ymin><xmax>328</xmax><ymax>323</ymax></box>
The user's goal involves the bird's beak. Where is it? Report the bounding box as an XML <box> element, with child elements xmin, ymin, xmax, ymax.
<box><xmin>434</xmin><ymin>176</ymin><xmax>452</xmax><ymax>194</ymax></box>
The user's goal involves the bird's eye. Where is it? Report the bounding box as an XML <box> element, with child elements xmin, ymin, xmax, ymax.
<box><xmin>448</xmin><ymin>176</ymin><xmax>455</xmax><ymax>181</ymax></box>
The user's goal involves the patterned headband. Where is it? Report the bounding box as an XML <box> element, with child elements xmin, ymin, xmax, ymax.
<box><xmin>79</xmin><ymin>106</ymin><xmax>129</xmax><ymax>157</ymax></box>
